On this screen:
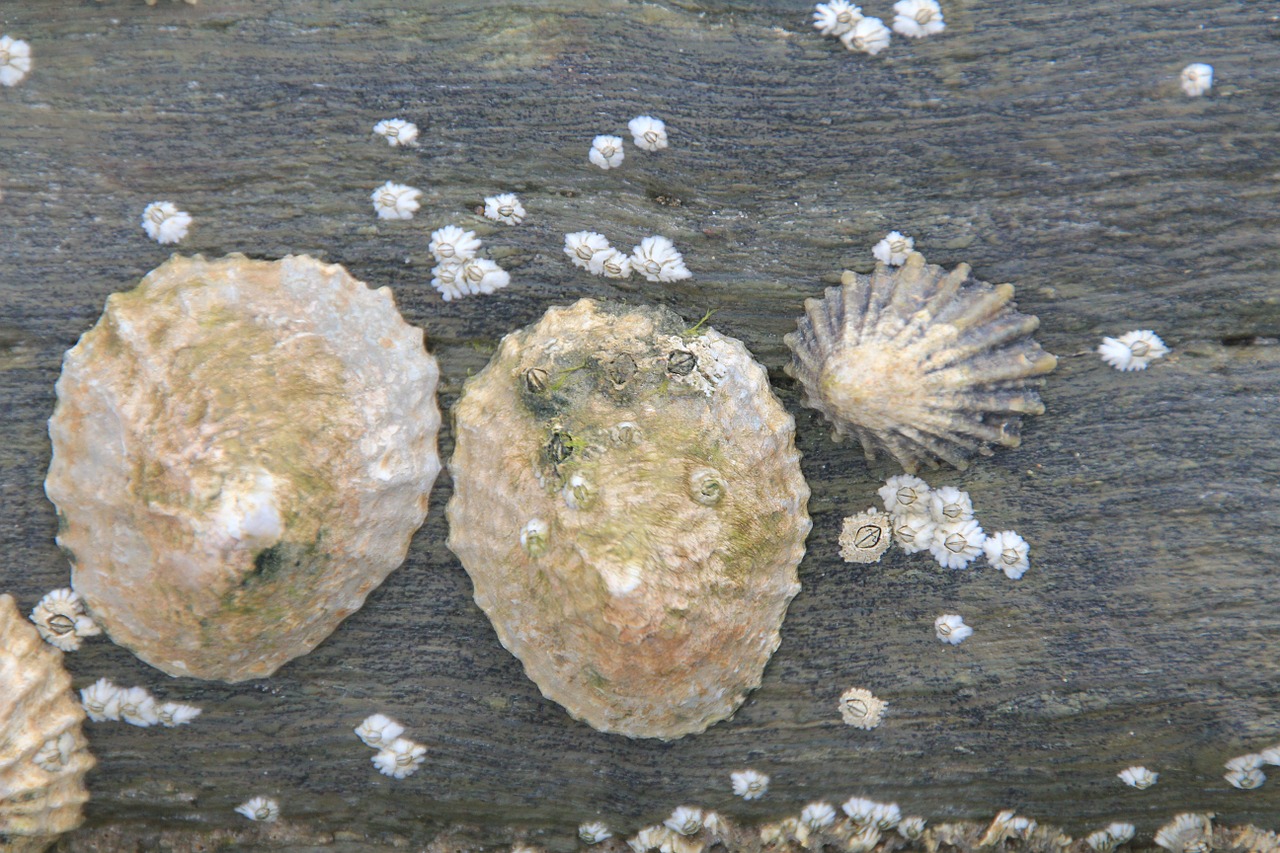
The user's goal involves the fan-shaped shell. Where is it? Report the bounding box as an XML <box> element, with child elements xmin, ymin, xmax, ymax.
<box><xmin>45</xmin><ymin>254</ymin><xmax>442</xmax><ymax>682</ymax></box>
<box><xmin>0</xmin><ymin>594</ymin><xmax>94</xmax><ymax>851</ymax></box>
<box><xmin>447</xmin><ymin>299</ymin><xmax>810</xmax><ymax>739</ymax></box>
<box><xmin>784</xmin><ymin>252</ymin><xmax>1057</xmax><ymax>472</ymax></box>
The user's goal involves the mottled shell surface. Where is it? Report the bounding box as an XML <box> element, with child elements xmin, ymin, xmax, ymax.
<box><xmin>447</xmin><ymin>299</ymin><xmax>810</xmax><ymax>740</ymax></box>
<box><xmin>0</xmin><ymin>595</ymin><xmax>94</xmax><ymax>850</ymax></box>
<box><xmin>784</xmin><ymin>253</ymin><xmax>1057</xmax><ymax>472</ymax></box>
<box><xmin>45</xmin><ymin>254</ymin><xmax>441</xmax><ymax>682</ymax></box>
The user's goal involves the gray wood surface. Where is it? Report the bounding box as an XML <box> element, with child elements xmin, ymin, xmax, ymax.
<box><xmin>1</xmin><ymin>0</ymin><xmax>1278</xmax><ymax>849</ymax></box>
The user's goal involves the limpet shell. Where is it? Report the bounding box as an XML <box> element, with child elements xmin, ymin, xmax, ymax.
<box><xmin>45</xmin><ymin>254</ymin><xmax>441</xmax><ymax>682</ymax></box>
<box><xmin>784</xmin><ymin>252</ymin><xmax>1057</xmax><ymax>472</ymax></box>
<box><xmin>447</xmin><ymin>299</ymin><xmax>810</xmax><ymax>739</ymax></box>
<box><xmin>0</xmin><ymin>594</ymin><xmax>94</xmax><ymax>850</ymax></box>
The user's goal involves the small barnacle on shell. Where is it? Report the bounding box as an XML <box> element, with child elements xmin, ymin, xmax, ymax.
<box><xmin>0</xmin><ymin>594</ymin><xmax>95</xmax><ymax>848</ymax></box>
<box><xmin>665</xmin><ymin>807</ymin><xmax>704</xmax><ymax>836</ymax></box>
<box><xmin>784</xmin><ymin>252</ymin><xmax>1056</xmax><ymax>473</ymax></box>
<box><xmin>841</xmin><ymin>797</ymin><xmax>876</xmax><ymax>826</ymax></box>
<box><xmin>580</xmin><ymin>821</ymin><xmax>613</xmax><ymax>844</ymax></box>
<box><xmin>1117</xmin><ymin>765</ymin><xmax>1158</xmax><ymax>789</ymax></box>
<box><xmin>801</xmin><ymin>802</ymin><xmax>837</xmax><ymax>831</ymax></box>
<box><xmin>1153</xmin><ymin>813</ymin><xmax>1213</xmax><ymax>853</ymax></box>
<box><xmin>372</xmin><ymin>737</ymin><xmax>427</xmax><ymax>779</ymax></box>
<box><xmin>46</xmin><ymin>254</ymin><xmax>442</xmax><ymax>682</ymax></box>
<box><xmin>838</xmin><ymin>686</ymin><xmax>886</xmax><ymax>729</ymax></box>
<box><xmin>838</xmin><ymin>508</ymin><xmax>893</xmax><ymax>563</ymax></box>
<box><xmin>235</xmin><ymin>796</ymin><xmax>279</xmax><ymax>822</ymax></box>
<box><xmin>447</xmin><ymin>300</ymin><xmax>810</xmax><ymax>740</ymax></box>
<box><xmin>30</xmin><ymin>588</ymin><xmax>99</xmax><ymax>652</ymax></box>
<box><xmin>730</xmin><ymin>768</ymin><xmax>770</xmax><ymax>800</ymax></box>
<box><xmin>355</xmin><ymin>713</ymin><xmax>406</xmax><ymax>748</ymax></box>
<box><xmin>873</xmin><ymin>231</ymin><xmax>914</xmax><ymax>266</ymax></box>
<box><xmin>934</xmin><ymin>613</ymin><xmax>972</xmax><ymax>644</ymax></box>
<box><xmin>898</xmin><ymin>817</ymin><xmax>926</xmax><ymax>840</ymax></box>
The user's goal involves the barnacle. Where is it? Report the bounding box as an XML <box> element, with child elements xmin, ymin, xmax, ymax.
<box><xmin>1098</xmin><ymin>330</ymin><xmax>1168</xmax><ymax>372</ymax></box>
<box><xmin>628</xmin><ymin>115</ymin><xmax>669</xmax><ymax>152</ymax></box>
<box><xmin>79</xmin><ymin>677</ymin><xmax>121</xmax><ymax>722</ymax></box>
<box><xmin>730</xmin><ymin>768</ymin><xmax>769</xmax><ymax>800</ymax></box>
<box><xmin>373</xmin><ymin>118</ymin><xmax>419</xmax><ymax>147</ymax></box>
<box><xmin>0</xmin><ymin>34</ymin><xmax>32</xmax><ymax>87</ymax></box>
<box><xmin>46</xmin><ymin>254</ymin><xmax>441</xmax><ymax>681</ymax></box>
<box><xmin>1224</xmin><ymin>754</ymin><xmax>1266</xmax><ymax>789</ymax></box>
<box><xmin>1154</xmin><ymin>813</ymin><xmax>1213</xmax><ymax>853</ymax></box>
<box><xmin>892</xmin><ymin>0</ymin><xmax>945</xmax><ymax>38</ymax></box>
<box><xmin>580</xmin><ymin>822</ymin><xmax>613</xmax><ymax>844</ymax></box>
<box><xmin>1180</xmin><ymin>63</ymin><xmax>1214</xmax><ymax>97</ymax></box>
<box><xmin>484</xmin><ymin>193</ymin><xmax>526</xmax><ymax>225</ymax></box>
<box><xmin>29</xmin><ymin>588</ymin><xmax>99</xmax><ymax>652</ymax></box>
<box><xmin>141</xmin><ymin>201</ymin><xmax>192</xmax><ymax>245</ymax></box>
<box><xmin>0</xmin><ymin>594</ymin><xmax>94</xmax><ymax>849</ymax></box>
<box><xmin>370</xmin><ymin>182</ymin><xmax>421</xmax><ymax>220</ymax></box>
<box><xmin>430</xmin><ymin>225</ymin><xmax>482</xmax><ymax>262</ymax></box>
<box><xmin>929</xmin><ymin>518</ymin><xmax>985</xmax><ymax>569</ymax></box>
<box><xmin>878</xmin><ymin>473</ymin><xmax>930</xmax><ymax>515</ymax></box>
<box><xmin>838</xmin><ymin>686</ymin><xmax>886</xmax><ymax>728</ymax></box>
<box><xmin>1117</xmin><ymin>765</ymin><xmax>1158</xmax><ymax>789</ymax></box>
<box><xmin>838</xmin><ymin>508</ymin><xmax>893</xmax><ymax>563</ymax></box>
<box><xmin>935</xmin><ymin>613</ymin><xmax>973</xmax><ymax>644</ymax></box>
<box><xmin>813</xmin><ymin>1</ymin><xmax>863</xmax><ymax>37</ymax></box>
<box><xmin>665</xmin><ymin>807</ymin><xmax>704</xmax><ymax>836</ymax></box>
<box><xmin>983</xmin><ymin>530</ymin><xmax>1031</xmax><ymax>579</ymax></box>
<box><xmin>235</xmin><ymin>796</ymin><xmax>279</xmax><ymax>822</ymax></box>
<box><xmin>1086</xmin><ymin>823</ymin><xmax>1136</xmax><ymax>853</ymax></box>
<box><xmin>801</xmin><ymin>802</ymin><xmax>837</xmax><ymax>831</ymax></box>
<box><xmin>355</xmin><ymin>713</ymin><xmax>406</xmax><ymax>748</ymax></box>
<box><xmin>371</xmin><ymin>737</ymin><xmax>427</xmax><ymax>779</ymax></box>
<box><xmin>784</xmin><ymin>252</ymin><xmax>1056</xmax><ymax>472</ymax></box>
<box><xmin>155</xmin><ymin>702</ymin><xmax>201</xmax><ymax>727</ymax></box>
<box><xmin>928</xmin><ymin>486</ymin><xmax>974</xmax><ymax>523</ymax></box>
<box><xmin>840</xmin><ymin>17</ymin><xmax>891</xmax><ymax>55</ymax></box>
<box><xmin>589</xmin><ymin>135</ymin><xmax>625</xmax><ymax>170</ymax></box>
<box><xmin>891</xmin><ymin>512</ymin><xmax>936</xmax><ymax>555</ymax></box>
<box><xmin>447</xmin><ymin>300</ymin><xmax>810</xmax><ymax>739</ymax></box>
<box><xmin>898</xmin><ymin>817</ymin><xmax>927</xmax><ymax>840</ymax></box>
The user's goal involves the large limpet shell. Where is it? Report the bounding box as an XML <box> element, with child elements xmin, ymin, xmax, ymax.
<box><xmin>784</xmin><ymin>252</ymin><xmax>1057</xmax><ymax>472</ymax></box>
<box><xmin>45</xmin><ymin>254</ymin><xmax>441</xmax><ymax>682</ymax></box>
<box><xmin>447</xmin><ymin>299</ymin><xmax>810</xmax><ymax>739</ymax></box>
<box><xmin>0</xmin><ymin>594</ymin><xmax>95</xmax><ymax>851</ymax></box>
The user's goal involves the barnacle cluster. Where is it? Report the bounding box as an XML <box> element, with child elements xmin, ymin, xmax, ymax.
<box><xmin>564</xmin><ymin>232</ymin><xmax>691</xmax><ymax>283</ymax></box>
<box><xmin>447</xmin><ymin>300</ymin><xmax>809</xmax><ymax>739</ymax></box>
<box><xmin>353</xmin><ymin>713</ymin><xmax>427</xmax><ymax>779</ymax></box>
<box><xmin>430</xmin><ymin>225</ymin><xmax>511</xmax><ymax>300</ymax></box>
<box><xmin>785</xmin><ymin>252</ymin><xmax>1056</xmax><ymax>472</ymax></box>
<box><xmin>79</xmin><ymin>677</ymin><xmax>200</xmax><ymax>727</ymax></box>
<box><xmin>46</xmin><ymin>254</ymin><xmax>442</xmax><ymax>682</ymax></box>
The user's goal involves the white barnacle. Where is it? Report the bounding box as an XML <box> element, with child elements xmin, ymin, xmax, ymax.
<box><xmin>81</xmin><ymin>677</ymin><xmax>122</xmax><ymax>722</ymax></box>
<box><xmin>372</xmin><ymin>736</ymin><xmax>427</xmax><ymax>779</ymax></box>
<box><xmin>235</xmin><ymin>795</ymin><xmax>279</xmax><ymax>822</ymax></box>
<box><xmin>1224</xmin><ymin>755</ymin><xmax>1266</xmax><ymax>789</ymax></box>
<box><xmin>1154</xmin><ymin>813</ymin><xmax>1213</xmax><ymax>853</ymax></box>
<box><xmin>1086</xmin><ymin>827</ymin><xmax>1120</xmax><ymax>853</ymax></box>
<box><xmin>629</xmin><ymin>826</ymin><xmax>672</xmax><ymax>853</ymax></box>
<box><xmin>429</xmin><ymin>225</ymin><xmax>482</xmax><ymax>262</ymax></box>
<box><xmin>1117</xmin><ymin>765</ymin><xmax>1158</xmax><ymax>789</ymax></box>
<box><xmin>872</xmin><ymin>231</ymin><xmax>913</xmax><ymax>265</ymax></box>
<box><xmin>813</xmin><ymin>1</ymin><xmax>862</xmax><ymax>37</ymax></box>
<box><xmin>838</xmin><ymin>686</ymin><xmax>886</xmax><ymax>729</ymax></box>
<box><xmin>934</xmin><ymin>613</ymin><xmax>973</xmax><ymax>645</ymax></box>
<box><xmin>929</xmin><ymin>518</ymin><xmax>985</xmax><ymax>570</ymax></box>
<box><xmin>483</xmin><ymin>192</ymin><xmax>526</xmax><ymax>225</ymax></box>
<box><xmin>563</xmin><ymin>473</ymin><xmax>597</xmax><ymax>510</ymax></box>
<box><xmin>800</xmin><ymin>802</ymin><xmax>837</xmax><ymax>831</ymax></box>
<box><xmin>891</xmin><ymin>512</ymin><xmax>937</xmax><ymax>556</ymax></box>
<box><xmin>588</xmin><ymin>246</ymin><xmax>633</xmax><ymax>279</ymax></box>
<box><xmin>1260</xmin><ymin>744</ymin><xmax>1280</xmax><ymax>765</ymax></box>
<box><xmin>846</xmin><ymin>826</ymin><xmax>882</xmax><ymax>853</ymax></box>
<box><xmin>869</xmin><ymin>802</ymin><xmax>901</xmax><ymax>831</ymax></box>
<box><xmin>141</xmin><ymin>201</ymin><xmax>192</xmax><ymax>245</ymax></box>
<box><xmin>373</xmin><ymin>118</ymin><xmax>419</xmax><ymax>147</ymax></box>
<box><xmin>664</xmin><ymin>806</ymin><xmax>703</xmax><ymax>836</ymax></box>
<box><xmin>33</xmin><ymin>731</ymin><xmax>76</xmax><ymax>772</ymax></box>
<box><xmin>117</xmin><ymin>685</ymin><xmax>160</xmax><ymax>727</ymax></box>
<box><xmin>457</xmin><ymin>258</ymin><xmax>511</xmax><ymax>296</ymax></box>
<box><xmin>370</xmin><ymin>182</ymin><xmax>421</xmax><ymax>221</ymax></box>
<box><xmin>564</xmin><ymin>231</ymin><xmax>612</xmax><ymax>270</ymax></box>
<box><xmin>0</xmin><ymin>35</ymin><xmax>32</xmax><ymax>87</ymax></box>
<box><xmin>1180</xmin><ymin>63</ymin><xmax>1214</xmax><ymax>98</ymax></box>
<box><xmin>983</xmin><ymin>530</ymin><xmax>1031</xmax><ymax>580</ymax></box>
<box><xmin>631</xmin><ymin>235</ymin><xmax>691</xmax><ymax>283</ymax></box>
<box><xmin>355</xmin><ymin>713</ymin><xmax>406</xmax><ymax>748</ymax></box>
<box><xmin>1098</xmin><ymin>330</ymin><xmax>1169</xmax><ymax>372</ymax></box>
<box><xmin>892</xmin><ymin>0</ymin><xmax>945</xmax><ymax>38</ymax></box>
<box><xmin>878</xmin><ymin>474</ymin><xmax>930</xmax><ymax>516</ymax></box>
<box><xmin>156</xmin><ymin>701</ymin><xmax>202</xmax><ymax>727</ymax></box>
<box><xmin>730</xmin><ymin>768</ymin><xmax>769</xmax><ymax>800</ymax></box>
<box><xmin>898</xmin><ymin>817</ymin><xmax>926</xmax><ymax>840</ymax></box>
<box><xmin>628</xmin><ymin>115</ymin><xmax>669</xmax><ymax>152</ymax></box>
<box><xmin>838</xmin><ymin>508</ymin><xmax>893</xmax><ymax>564</ymax></box>
<box><xmin>841</xmin><ymin>17</ymin><xmax>891</xmax><ymax>54</ymax></box>
<box><xmin>580</xmin><ymin>822</ymin><xmax>613</xmax><ymax>844</ymax></box>
<box><xmin>927</xmin><ymin>486</ymin><xmax>973</xmax><ymax>523</ymax></box>
<box><xmin>30</xmin><ymin>588</ymin><xmax>96</xmax><ymax>652</ymax></box>
<box><xmin>589</xmin><ymin>134</ymin><xmax>625</xmax><ymax>170</ymax></box>
<box><xmin>841</xmin><ymin>797</ymin><xmax>876</xmax><ymax>826</ymax></box>
<box><xmin>520</xmin><ymin>518</ymin><xmax>549</xmax><ymax>558</ymax></box>
<box><xmin>431</xmin><ymin>262</ymin><xmax>466</xmax><ymax>302</ymax></box>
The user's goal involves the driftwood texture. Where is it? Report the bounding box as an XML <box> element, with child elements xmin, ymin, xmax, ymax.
<box><xmin>1</xmin><ymin>0</ymin><xmax>1279</xmax><ymax>849</ymax></box>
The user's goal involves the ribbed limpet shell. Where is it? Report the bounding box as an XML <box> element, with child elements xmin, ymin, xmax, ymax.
<box><xmin>784</xmin><ymin>252</ymin><xmax>1057</xmax><ymax>472</ymax></box>
<box><xmin>447</xmin><ymin>299</ymin><xmax>810</xmax><ymax>739</ymax></box>
<box><xmin>0</xmin><ymin>594</ymin><xmax>94</xmax><ymax>850</ymax></box>
<box><xmin>45</xmin><ymin>254</ymin><xmax>441</xmax><ymax>682</ymax></box>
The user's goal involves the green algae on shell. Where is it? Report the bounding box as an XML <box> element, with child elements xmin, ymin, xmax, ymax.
<box><xmin>447</xmin><ymin>299</ymin><xmax>810</xmax><ymax>740</ymax></box>
<box><xmin>44</xmin><ymin>254</ymin><xmax>442</xmax><ymax>682</ymax></box>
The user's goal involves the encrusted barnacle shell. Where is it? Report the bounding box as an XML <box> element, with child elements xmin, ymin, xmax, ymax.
<box><xmin>784</xmin><ymin>252</ymin><xmax>1057</xmax><ymax>472</ymax></box>
<box><xmin>45</xmin><ymin>254</ymin><xmax>442</xmax><ymax>682</ymax></box>
<box><xmin>0</xmin><ymin>595</ymin><xmax>95</xmax><ymax>850</ymax></box>
<box><xmin>838</xmin><ymin>508</ymin><xmax>893</xmax><ymax>563</ymax></box>
<box><xmin>447</xmin><ymin>299</ymin><xmax>810</xmax><ymax>739</ymax></box>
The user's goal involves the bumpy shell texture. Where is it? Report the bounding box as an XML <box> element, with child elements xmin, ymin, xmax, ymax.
<box><xmin>0</xmin><ymin>594</ymin><xmax>94</xmax><ymax>849</ymax></box>
<box><xmin>784</xmin><ymin>252</ymin><xmax>1057</xmax><ymax>472</ymax></box>
<box><xmin>45</xmin><ymin>254</ymin><xmax>442</xmax><ymax>682</ymax></box>
<box><xmin>447</xmin><ymin>299</ymin><xmax>810</xmax><ymax>740</ymax></box>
